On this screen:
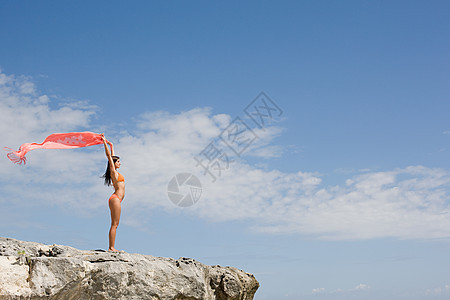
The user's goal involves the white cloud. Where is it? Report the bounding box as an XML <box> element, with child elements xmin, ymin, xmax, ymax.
<box><xmin>311</xmin><ymin>284</ymin><xmax>370</xmax><ymax>296</ymax></box>
<box><xmin>2</xmin><ymin>69</ymin><xmax>450</xmax><ymax>241</ymax></box>
<box><xmin>426</xmin><ymin>284</ymin><xmax>450</xmax><ymax>297</ymax></box>
<box><xmin>0</xmin><ymin>72</ymin><xmax>96</xmax><ymax>149</ymax></box>
<box><xmin>253</xmin><ymin>166</ymin><xmax>450</xmax><ymax>240</ymax></box>
<box><xmin>312</xmin><ymin>287</ymin><xmax>325</xmax><ymax>294</ymax></box>
<box><xmin>0</xmin><ymin>70</ymin><xmax>103</xmax><ymax>216</ymax></box>
<box><xmin>116</xmin><ymin>105</ymin><xmax>450</xmax><ymax>240</ymax></box>
<box><xmin>354</xmin><ymin>284</ymin><xmax>371</xmax><ymax>291</ymax></box>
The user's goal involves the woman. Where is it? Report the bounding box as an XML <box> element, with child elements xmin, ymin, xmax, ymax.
<box><xmin>101</xmin><ymin>134</ymin><xmax>125</xmax><ymax>252</ymax></box>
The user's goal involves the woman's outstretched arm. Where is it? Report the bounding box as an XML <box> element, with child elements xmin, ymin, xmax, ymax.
<box><xmin>101</xmin><ymin>134</ymin><xmax>118</xmax><ymax>185</ymax></box>
<box><xmin>108</xmin><ymin>140</ymin><xmax>115</xmax><ymax>156</ymax></box>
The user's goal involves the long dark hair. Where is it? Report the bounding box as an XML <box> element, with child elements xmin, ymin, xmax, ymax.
<box><xmin>102</xmin><ymin>155</ymin><xmax>120</xmax><ymax>186</ymax></box>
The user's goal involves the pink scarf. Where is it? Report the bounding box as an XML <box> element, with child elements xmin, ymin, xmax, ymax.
<box><xmin>5</xmin><ymin>132</ymin><xmax>105</xmax><ymax>165</ymax></box>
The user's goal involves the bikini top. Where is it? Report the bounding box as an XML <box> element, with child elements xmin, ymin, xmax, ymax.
<box><xmin>117</xmin><ymin>172</ymin><xmax>125</xmax><ymax>182</ymax></box>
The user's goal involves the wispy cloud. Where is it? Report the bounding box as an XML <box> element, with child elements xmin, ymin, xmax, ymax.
<box><xmin>426</xmin><ymin>284</ymin><xmax>450</xmax><ymax>297</ymax></box>
<box><xmin>0</xmin><ymin>70</ymin><xmax>104</xmax><ymax>215</ymax></box>
<box><xmin>312</xmin><ymin>287</ymin><xmax>326</xmax><ymax>294</ymax></box>
<box><xmin>117</xmin><ymin>107</ymin><xmax>450</xmax><ymax>240</ymax></box>
<box><xmin>311</xmin><ymin>284</ymin><xmax>370</xmax><ymax>295</ymax></box>
<box><xmin>2</xmin><ymin>70</ymin><xmax>450</xmax><ymax>241</ymax></box>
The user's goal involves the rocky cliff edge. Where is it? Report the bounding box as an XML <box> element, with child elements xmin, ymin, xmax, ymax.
<box><xmin>0</xmin><ymin>237</ymin><xmax>259</xmax><ymax>300</ymax></box>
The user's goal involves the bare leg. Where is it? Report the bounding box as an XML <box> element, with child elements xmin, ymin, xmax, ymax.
<box><xmin>108</xmin><ymin>198</ymin><xmax>121</xmax><ymax>252</ymax></box>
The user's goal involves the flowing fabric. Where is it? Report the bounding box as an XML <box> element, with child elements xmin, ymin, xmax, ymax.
<box><xmin>5</xmin><ymin>132</ymin><xmax>105</xmax><ymax>165</ymax></box>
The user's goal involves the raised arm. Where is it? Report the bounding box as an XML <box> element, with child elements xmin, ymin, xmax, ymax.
<box><xmin>108</xmin><ymin>140</ymin><xmax>115</xmax><ymax>156</ymax></box>
<box><xmin>101</xmin><ymin>134</ymin><xmax>118</xmax><ymax>184</ymax></box>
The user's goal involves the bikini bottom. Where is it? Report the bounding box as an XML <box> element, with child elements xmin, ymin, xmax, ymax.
<box><xmin>109</xmin><ymin>194</ymin><xmax>123</xmax><ymax>204</ymax></box>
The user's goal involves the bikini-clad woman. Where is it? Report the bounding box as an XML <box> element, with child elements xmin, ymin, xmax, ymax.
<box><xmin>101</xmin><ymin>134</ymin><xmax>125</xmax><ymax>252</ymax></box>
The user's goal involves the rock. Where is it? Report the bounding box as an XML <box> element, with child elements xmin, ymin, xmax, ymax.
<box><xmin>0</xmin><ymin>237</ymin><xmax>259</xmax><ymax>300</ymax></box>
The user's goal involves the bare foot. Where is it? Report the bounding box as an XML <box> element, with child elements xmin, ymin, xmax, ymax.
<box><xmin>108</xmin><ymin>247</ymin><xmax>119</xmax><ymax>252</ymax></box>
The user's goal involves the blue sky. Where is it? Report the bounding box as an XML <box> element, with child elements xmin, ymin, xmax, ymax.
<box><xmin>1</xmin><ymin>1</ymin><xmax>450</xmax><ymax>299</ymax></box>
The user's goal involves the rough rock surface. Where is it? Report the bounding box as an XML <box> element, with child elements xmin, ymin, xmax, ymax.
<box><xmin>0</xmin><ymin>237</ymin><xmax>259</xmax><ymax>300</ymax></box>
